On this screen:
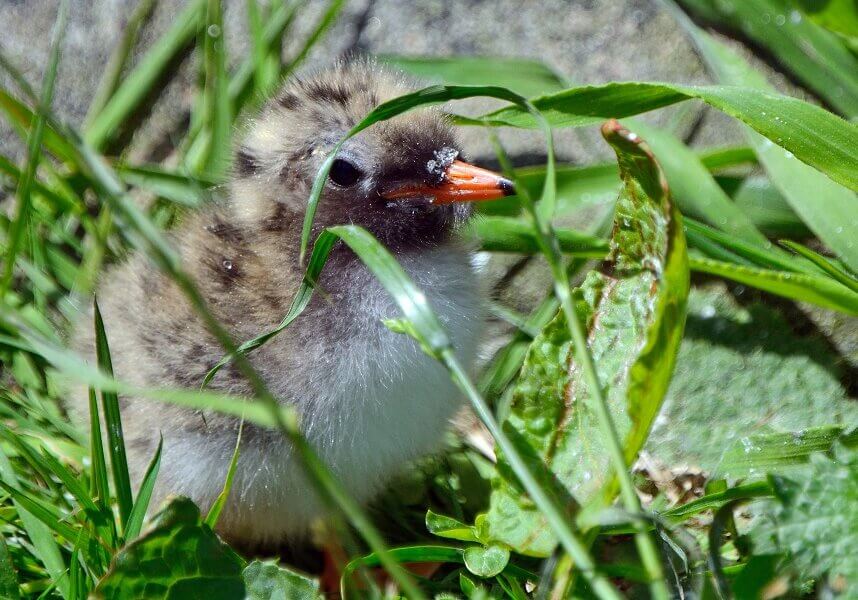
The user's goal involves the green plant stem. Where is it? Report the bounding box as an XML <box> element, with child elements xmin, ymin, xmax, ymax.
<box><xmin>441</xmin><ymin>350</ymin><xmax>622</xmax><ymax>600</ymax></box>
<box><xmin>493</xmin><ymin>138</ymin><xmax>669</xmax><ymax>599</ymax></box>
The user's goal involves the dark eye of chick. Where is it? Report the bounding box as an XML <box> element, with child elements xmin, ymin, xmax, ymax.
<box><xmin>329</xmin><ymin>158</ymin><xmax>363</xmax><ymax>187</ymax></box>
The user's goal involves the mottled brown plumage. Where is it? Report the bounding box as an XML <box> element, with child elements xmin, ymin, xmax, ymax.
<box><xmin>71</xmin><ymin>61</ymin><xmax>508</xmax><ymax>547</ymax></box>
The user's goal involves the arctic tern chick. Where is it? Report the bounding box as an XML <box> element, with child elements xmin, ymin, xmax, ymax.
<box><xmin>72</xmin><ymin>61</ymin><xmax>513</xmax><ymax>547</ymax></box>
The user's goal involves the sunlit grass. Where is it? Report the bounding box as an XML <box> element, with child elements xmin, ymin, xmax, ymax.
<box><xmin>0</xmin><ymin>0</ymin><xmax>856</xmax><ymax>598</ymax></box>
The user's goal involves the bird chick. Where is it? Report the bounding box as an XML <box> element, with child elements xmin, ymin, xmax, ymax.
<box><xmin>71</xmin><ymin>61</ymin><xmax>513</xmax><ymax>548</ymax></box>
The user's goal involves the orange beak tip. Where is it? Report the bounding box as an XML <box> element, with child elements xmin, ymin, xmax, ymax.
<box><xmin>382</xmin><ymin>160</ymin><xmax>515</xmax><ymax>205</ymax></box>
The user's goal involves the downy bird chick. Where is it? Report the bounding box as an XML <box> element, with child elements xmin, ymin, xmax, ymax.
<box><xmin>71</xmin><ymin>61</ymin><xmax>513</xmax><ymax>547</ymax></box>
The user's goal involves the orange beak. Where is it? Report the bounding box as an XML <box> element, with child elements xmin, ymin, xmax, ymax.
<box><xmin>381</xmin><ymin>160</ymin><xmax>515</xmax><ymax>205</ymax></box>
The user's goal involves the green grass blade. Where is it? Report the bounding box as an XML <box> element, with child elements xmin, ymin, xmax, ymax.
<box><xmin>83</xmin><ymin>0</ymin><xmax>158</xmax><ymax>128</ymax></box>
<box><xmin>661</xmin><ymin>0</ymin><xmax>858</xmax><ymax>273</ymax></box>
<box><xmin>780</xmin><ymin>239</ymin><xmax>858</xmax><ymax>292</ymax></box>
<box><xmin>92</xmin><ymin>300</ymin><xmax>133</xmax><ymax>532</ymax></box>
<box><xmin>677</xmin><ymin>0</ymin><xmax>858</xmax><ymax>118</ymax></box>
<box><xmin>84</xmin><ymin>0</ymin><xmax>205</xmax><ymax>149</ymax></box>
<box><xmin>683</xmin><ymin>218</ymin><xmax>813</xmax><ymax>274</ymax></box>
<box><xmin>689</xmin><ymin>256</ymin><xmax>858</xmax><ymax>314</ymax></box>
<box><xmin>204</xmin><ymin>423</ymin><xmax>241</xmax><ymax>528</ymax></box>
<box><xmin>0</xmin><ymin>450</ymin><xmax>69</xmax><ymax>599</ymax></box>
<box><xmin>247</xmin><ymin>0</ymin><xmax>279</xmax><ymax>95</ymax></box>
<box><xmin>88</xmin><ymin>386</ymin><xmax>117</xmax><ymax>548</ymax></box>
<box><xmin>379</xmin><ymin>55</ymin><xmax>568</xmax><ymax>98</ymax></box>
<box><xmin>124</xmin><ymin>435</ymin><xmax>162</xmax><ymax>541</ymax></box>
<box><xmin>0</xmin><ymin>3</ymin><xmax>66</xmax><ymax>296</ymax></box>
<box><xmin>466</xmin><ymin>216</ymin><xmax>608</xmax><ymax>256</ymax></box>
<box><xmin>795</xmin><ymin>0</ymin><xmax>858</xmax><ymax>40</ymax></box>
<box><xmin>0</xmin><ymin>482</ymin><xmax>80</xmax><ymax>546</ymax></box>
<box><xmin>197</xmin><ymin>0</ymin><xmax>231</xmax><ymax>180</ymax></box>
<box><xmin>717</xmin><ymin>426</ymin><xmax>853</xmax><ymax>478</ymax></box>
<box><xmin>0</xmin><ymin>89</ymin><xmax>77</xmax><ymax>164</ymax></box>
<box><xmin>280</xmin><ymin>0</ymin><xmax>345</xmax><ymax>80</ymax></box>
<box><xmin>465</xmin><ymin>82</ymin><xmax>858</xmax><ymax>194</ymax></box>
<box><xmin>0</xmin><ymin>534</ymin><xmax>20</xmax><ymax>600</ymax></box>
<box><xmin>116</xmin><ymin>163</ymin><xmax>210</xmax><ymax>207</ymax></box>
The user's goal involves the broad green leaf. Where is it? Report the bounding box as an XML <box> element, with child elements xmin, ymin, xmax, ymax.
<box><xmin>794</xmin><ymin>0</ymin><xmax>858</xmax><ymax>39</ymax></box>
<box><xmin>483</xmin><ymin>122</ymin><xmax>689</xmax><ymax>556</ymax></box>
<box><xmin>243</xmin><ymin>560</ymin><xmax>321</xmax><ymax>600</ymax></box>
<box><xmin>379</xmin><ymin>55</ymin><xmax>567</xmax><ymax>98</ymax></box>
<box><xmin>677</xmin><ymin>0</ymin><xmax>858</xmax><ymax>118</ymax></box>
<box><xmin>665</xmin><ymin>2</ymin><xmax>858</xmax><ymax>274</ymax></box>
<box><xmin>93</xmin><ymin>497</ymin><xmax>245</xmax><ymax>599</ymax></box>
<box><xmin>463</xmin><ymin>545</ymin><xmax>511</xmax><ymax>579</ymax></box>
<box><xmin>426</xmin><ymin>510</ymin><xmax>480</xmax><ymax>543</ymax></box>
<box><xmin>646</xmin><ymin>286</ymin><xmax>858</xmax><ymax>471</ymax></box>
<box><xmin>628</xmin><ymin>121</ymin><xmax>768</xmax><ymax>246</ymax></box>
<box><xmin>750</xmin><ymin>447</ymin><xmax>858</xmax><ymax>596</ymax></box>
<box><xmin>464</xmin><ymin>81</ymin><xmax>858</xmax><ymax>194</ymax></box>
<box><xmin>731</xmin><ymin>555</ymin><xmax>782</xmax><ymax>600</ymax></box>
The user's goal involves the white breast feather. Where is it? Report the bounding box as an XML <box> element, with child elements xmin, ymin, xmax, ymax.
<box><xmin>157</xmin><ymin>245</ymin><xmax>484</xmax><ymax>544</ymax></box>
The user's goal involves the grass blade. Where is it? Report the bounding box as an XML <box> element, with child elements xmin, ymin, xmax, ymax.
<box><xmin>0</xmin><ymin>448</ymin><xmax>69</xmax><ymax>599</ymax></box>
<box><xmin>83</xmin><ymin>0</ymin><xmax>158</xmax><ymax>128</ymax></box>
<box><xmin>661</xmin><ymin>0</ymin><xmax>858</xmax><ymax>272</ymax></box>
<box><xmin>466</xmin><ymin>82</ymin><xmax>858</xmax><ymax>194</ymax></box>
<box><xmin>204</xmin><ymin>423</ymin><xmax>241</xmax><ymax>528</ymax></box>
<box><xmin>197</xmin><ymin>0</ymin><xmax>231</xmax><ymax>180</ymax></box>
<box><xmin>779</xmin><ymin>239</ymin><xmax>858</xmax><ymax>292</ymax></box>
<box><xmin>689</xmin><ymin>256</ymin><xmax>858</xmax><ymax>314</ymax></box>
<box><xmin>93</xmin><ymin>300</ymin><xmax>133</xmax><ymax>532</ymax></box>
<box><xmin>379</xmin><ymin>55</ymin><xmax>568</xmax><ymax>98</ymax></box>
<box><xmin>677</xmin><ymin>0</ymin><xmax>858</xmax><ymax>118</ymax></box>
<box><xmin>124</xmin><ymin>435</ymin><xmax>162</xmax><ymax>541</ymax></box>
<box><xmin>84</xmin><ymin>0</ymin><xmax>205</xmax><ymax>149</ymax></box>
<box><xmin>0</xmin><ymin>3</ymin><xmax>66</xmax><ymax>296</ymax></box>
<box><xmin>0</xmin><ymin>535</ymin><xmax>20</xmax><ymax>600</ymax></box>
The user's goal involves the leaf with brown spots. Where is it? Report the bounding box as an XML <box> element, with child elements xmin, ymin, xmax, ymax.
<box><xmin>482</xmin><ymin>120</ymin><xmax>690</xmax><ymax>556</ymax></box>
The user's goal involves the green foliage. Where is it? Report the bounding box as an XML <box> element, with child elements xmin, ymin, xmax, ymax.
<box><xmin>243</xmin><ymin>560</ymin><xmax>321</xmax><ymax>600</ymax></box>
<box><xmin>93</xmin><ymin>498</ymin><xmax>245</xmax><ymax>599</ymax></box>
<box><xmin>0</xmin><ymin>0</ymin><xmax>857</xmax><ymax>598</ymax></box>
<box><xmin>482</xmin><ymin>121</ymin><xmax>689</xmax><ymax>556</ymax></box>
<box><xmin>746</xmin><ymin>446</ymin><xmax>858</xmax><ymax>595</ymax></box>
<box><xmin>647</xmin><ymin>286</ymin><xmax>858</xmax><ymax>471</ymax></box>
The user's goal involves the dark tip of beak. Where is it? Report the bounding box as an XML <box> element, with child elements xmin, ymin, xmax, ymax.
<box><xmin>499</xmin><ymin>177</ymin><xmax>516</xmax><ymax>196</ymax></box>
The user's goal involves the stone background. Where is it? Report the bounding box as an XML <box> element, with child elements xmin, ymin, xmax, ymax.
<box><xmin>0</xmin><ymin>0</ymin><xmax>813</xmax><ymax>163</ymax></box>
